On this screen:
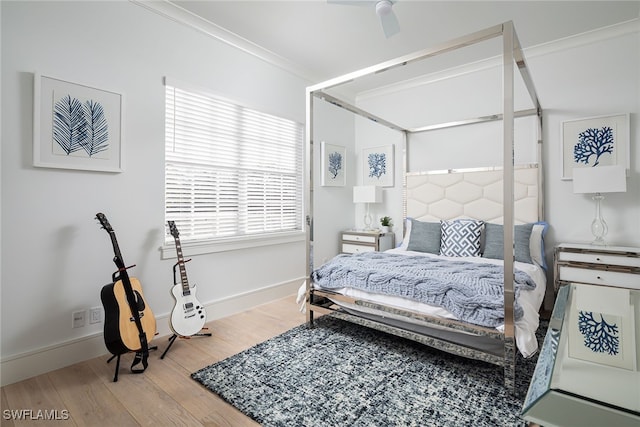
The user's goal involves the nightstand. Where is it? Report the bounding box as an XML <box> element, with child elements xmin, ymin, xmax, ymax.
<box><xmin>340</xmin><ymin>230</ymin><xmax>395</xmax><ymax>254</ymax></box>
<box><xmin>554</xmin><ymin>243</ymin><xmax>640</xmax><ymax>292</ymax></box>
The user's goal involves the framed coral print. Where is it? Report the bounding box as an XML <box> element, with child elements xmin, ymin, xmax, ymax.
<box><xmin>561</xmin><ymin>114</ymin><xmax>629</xmax><ymax>180</ymax></box>
<box><xmin>33</xmin><ymin>73</ymin><xmax>123</xmax><ymax>172</ymax></box>
<box><xmin>320</xmin><ymin>142</ymin><xmax>346</xmax><ymax>186</ymax></box>
<box><xmin>363</xmin><ymin>144</ymin><xmax>394</xmax><ymax>187</ymax></box>
<box><xmin>568</xmin><ymin>285</ymin><xmax>636</xmax><ymax>371</ymax></box>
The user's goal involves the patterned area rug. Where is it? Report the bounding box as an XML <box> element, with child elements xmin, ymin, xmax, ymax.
<box><xmin>192</xmin><ymin>316</ymin><xmax>545</xmax><ymax>426</ymax></box>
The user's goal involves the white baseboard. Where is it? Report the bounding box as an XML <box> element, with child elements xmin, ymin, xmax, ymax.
<box><xmin>0</xmin><ymin>278</ymin><xmax>304</xmax><ymax>387</ymax></box>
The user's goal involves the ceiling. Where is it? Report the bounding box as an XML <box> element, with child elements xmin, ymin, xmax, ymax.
<box><xmin>168</xmin><ymin>0</ymin><xmax>638</xmax><ymax>91</ymax></box>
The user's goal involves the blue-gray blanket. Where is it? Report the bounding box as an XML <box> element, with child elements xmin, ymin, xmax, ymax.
<box><xmin>312</xmin><ymin>252</ymin><xmax>537</xmax><ymax>328</ymax></box>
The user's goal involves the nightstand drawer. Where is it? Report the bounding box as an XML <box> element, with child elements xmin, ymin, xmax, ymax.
<box><xmin>342</xmin><ymin>234</ymin><xmax>377</xmax><ymax>244</ymax></box>
<box><xmin>558</xmin><ymin>251</ymin><xmax>640</xmax><ymax>268</ymax></box>
<box><xmin>559</xmin><ymin>266</ymin><xmax>640</xmax><ymax>290</ymax></box>
<box><xmin>342</xmin><ymin>243</ymin><xmax>376</xmax><ymax>254</ymax></box>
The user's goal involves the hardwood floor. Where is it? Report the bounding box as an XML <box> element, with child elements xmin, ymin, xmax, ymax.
<box><xmin>1</xmin><ymin>295</ymin><xmax>306</xmax><ymax>426</ymax></box>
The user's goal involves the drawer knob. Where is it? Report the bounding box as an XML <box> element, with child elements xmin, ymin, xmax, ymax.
<box><xmin>596</xmin><ymin>257</ymin><xmax>601</xmax><ymax>261</ymax></box>
<box><xmin>597</xmin><ymin>276</ymin><xmax>602</xmax><ymax>280</ymax></box>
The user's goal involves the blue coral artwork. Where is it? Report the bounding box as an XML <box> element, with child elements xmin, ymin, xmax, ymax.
<box><xmin>578</xmin><ymin>311</ymin><xmax>620</xmax><ymax>356</ymax></box>
<box><xmin>328</xmin><ymin>151</ymin><xmax>343</xmax><ymax>179</ymax></box>
<box><xmin>569</xmin><ymin>307</ymin><xmax>636</xmax><ymax>370</ymax></box>
<box><xmin>561</xmin><ymin>114</ymin><xmax>629</xmax><ymax>180</ymax></box>
<box><xmin>363</xmin><ymin>144</ymin><xmax>394</xmax><ymax>187</ymax></box>
<box><xmin>573</xmin><ymin>126</ymin><xmax>614</xmax><ymax>167</ymax></box>
<box><xmin>320</xmin><ymin>142</ymin><xmax>346</xmax><ymax>186</ymax></box>
<box><xmin>368</xmin><ymin>152</ymin><xmax>386</xmax><ymax>179</ymax></box>
<box><xmin>568</xmin><ymin>285</ymin><xmax>635</xmax><ymax>370</ymax></box>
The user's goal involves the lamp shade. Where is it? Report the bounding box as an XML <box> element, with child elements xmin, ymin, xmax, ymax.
<box><xmin>353</xmin><ymin>185</ymin><xmax>382</xmax><ymax>204</ymax></box>
<box><xmin>573</xmin><ymin>165</ymin><xmax>627</xmax><ymax>194</ymax></box>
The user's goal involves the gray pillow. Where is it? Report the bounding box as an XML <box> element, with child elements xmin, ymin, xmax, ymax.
<box><xmin>482</xmin><ymin>223</ymin><xmax>534</xmax><ymax>264</ymax></box>
<box><xmin>407</xmin><ymin>219</ymin><xmax>441</xmax><ymax>254</ymax></box>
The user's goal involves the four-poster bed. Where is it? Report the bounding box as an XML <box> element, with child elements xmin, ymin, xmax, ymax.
<box><xmin>304</xmin><ymin>22</ymin><xmax>544</xmax><ymax>392</ymax></box>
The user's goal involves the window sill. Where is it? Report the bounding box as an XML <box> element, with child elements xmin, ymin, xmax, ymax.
<box><xmin>160</xmin><ymin>231</ymin><xmax>306</xmax><ymax>259</ymax></box>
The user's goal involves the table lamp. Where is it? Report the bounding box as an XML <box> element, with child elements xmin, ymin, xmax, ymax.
<box><xmin>353</xmin><ymin>185</ymin><xmax>382</xmax><ymax>230</ymax></box>
<box><xmin>573</xmin><ymin>165</ymin><xmax>627</xmax><ymax>245</ymax></box>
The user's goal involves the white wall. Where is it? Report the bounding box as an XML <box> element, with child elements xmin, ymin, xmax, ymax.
<box><xmin>354</xmin><ymin>21</ymin><xmax>640</xmax><ymax>258</ymax></box>
<box><xmin>311</xmin><ymin>100</ymin><xmax>357</xmax><ymax>268</ymax></box>
<box><xmin>1</xmin><ymin>1</ymin><xmax>309</xmax><ymax>385</ymax></box>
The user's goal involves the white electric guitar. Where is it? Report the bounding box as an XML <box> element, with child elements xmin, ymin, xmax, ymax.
<box><xmin>168</xmin><ymin>221</ymin><xmax>206</xmax><ymax>336</ymax></box>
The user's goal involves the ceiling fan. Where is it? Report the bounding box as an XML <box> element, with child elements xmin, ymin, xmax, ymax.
<box><xmin>329</xmin><ymin>0</ymin><xmax>401</xmax><ymax>39</ymax></box>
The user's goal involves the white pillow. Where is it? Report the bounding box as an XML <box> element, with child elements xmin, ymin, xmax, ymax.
<box><xmin>398</xmin><ymin>217</ymin><xmax>412</xmax><ymax>250</ymax></box>
<box><xmin>530</xmin><ymin>222</ymin><xmax>549</xmax><ymax>268</ymax></box>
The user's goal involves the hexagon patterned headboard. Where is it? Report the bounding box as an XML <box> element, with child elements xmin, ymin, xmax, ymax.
<box><xmin>406</xmin><ymin>166</ymin><xmax>540</xmax><ymax>225</ymax></box>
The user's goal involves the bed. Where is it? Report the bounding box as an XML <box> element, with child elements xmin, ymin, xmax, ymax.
<box><xmin>304</xmin><ymin>22</ymin><xmax>544</xmax><ymax>393</ymax></box>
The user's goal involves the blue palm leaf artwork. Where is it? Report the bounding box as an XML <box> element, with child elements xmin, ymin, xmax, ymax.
<box><xmin>578</xmin><ymin>310</ymin><xmax>620</xmax><ymax>356</ymax></box>
<box><xmin>81</xmin><ymin>100</ymin><xmax>109</xmax><ymax>156</ymax></box>
<box><xmin>53</xmin><ymin>95</ymin><xmax>88</xmax><ymax>155</ymax></box>
<box><xmin>573</xmin><ymin>126</ymin><xmax>614</xmax><ymax>167</ymax></box>
<box><xmin>53</xmin><ymin>94</ymin><xmax>109</xmax><ymax>157</ymax></box>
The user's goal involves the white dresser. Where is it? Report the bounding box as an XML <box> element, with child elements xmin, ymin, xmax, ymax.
<box><xmin>554</xmin><ymin>243</ymin><xmax>640</xmax><ymax>291</ymax></box>
<box><xmin>340</xmin><ymin>230</ymin><xmax>395</xmax><ymax>254</ymax></box>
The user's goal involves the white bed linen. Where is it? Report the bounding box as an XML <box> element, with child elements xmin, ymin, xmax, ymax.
<box><xmin>309</xmin><ymin>247</ymin><xmax>546</xmax><ymax>358</ymax></box>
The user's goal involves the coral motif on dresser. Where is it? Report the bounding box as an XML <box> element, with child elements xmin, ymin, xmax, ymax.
<box><xmin>578</xmin><ymin>311</ymin><xmax>620</xmax><ymax>356</ymax></box>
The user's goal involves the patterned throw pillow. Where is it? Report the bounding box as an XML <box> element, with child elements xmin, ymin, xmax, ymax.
<box><xmin>440</xmin><ymin>219</ymin><xmax>484</xmax><ymax>257</ymax></box>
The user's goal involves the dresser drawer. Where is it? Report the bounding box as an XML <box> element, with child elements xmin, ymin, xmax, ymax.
<box><xmin>558</xmin><ymin>251</ymin><xmax>640</xmax><ymax>268</ymax></box>
<box><xmin>342</xmin><ymin>233</ymin><xmax>377</xmax><ymax>244</ymax></box>
<box><xmin>342</xmin><ymin>243</ymin><xmax>376</xmax><ymax>254</ymax></box>
<box><xmin>559</xmin><ymin>266</ymin><xmax>640</xmax><ymax>290</ymax></box>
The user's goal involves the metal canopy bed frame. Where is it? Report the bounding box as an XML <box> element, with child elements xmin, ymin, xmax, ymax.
<box><xmin>304</xmin><ymin>22</ymin><xmax>543</xmax><ymax>392</ymax></box>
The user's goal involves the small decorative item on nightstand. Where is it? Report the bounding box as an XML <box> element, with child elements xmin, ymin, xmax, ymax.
<box><xmin>380</xmin><ymin>216</ymin><xmax>392</xmax><ymax>233</ymax></box>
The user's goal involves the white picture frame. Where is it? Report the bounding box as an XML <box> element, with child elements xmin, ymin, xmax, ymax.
<box><xmin>561</xmin><ymin>113</ymin><xmax>629</xmax><ymax>180</ymax></box>
<box><xmin>34</xmin><ymin>73</ymin><xmax>123</xmax><ymax>172</ymax></box>
<box><xmin>568</xmin><ymin>285</ymin><xmax>636</xmax><ymax>371</ymax></box>
<box><xmin>363</xmin><ymin>144</ymin><xmax>394</xmax><ymax>187</ymax></box>
<box><xmin>320</xmin><ymin>142</ymin><xmax>346</xmax><ymax>187</ymax></box>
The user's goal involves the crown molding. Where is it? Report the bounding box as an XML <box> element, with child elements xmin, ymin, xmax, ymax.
<box><xmin>357</xmin><ymin>18</ymin><xmax>639</xmax><ymax>101</ymax></box>
<box><xmin>131</xmin><ymin>0</ymin><xmax>637</xmax><ymax>101</ymax></box>
<box><xmin>130</xmin><ymin>0</ymin><xmax>319</xmax><ymax>83</ymax></box>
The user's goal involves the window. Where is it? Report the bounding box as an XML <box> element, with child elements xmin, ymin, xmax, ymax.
<box><xmin>164</xmin><ymin>80</ymin><xmax>304</xmax><ymax>248</ymax></box>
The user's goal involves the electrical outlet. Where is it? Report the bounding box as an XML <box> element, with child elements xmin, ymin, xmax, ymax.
<box><xmin>72</xmin><ymin>310</ymin><xmax>86</xmax><ymax>328</ymax></box>
<box><xmin>89</xmin><ymin>307</ymin><xmax>103</xmax><ymax>324</ymax></box>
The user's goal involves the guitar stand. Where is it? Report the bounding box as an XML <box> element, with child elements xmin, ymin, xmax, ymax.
<box><xmin>159</xmin><ymin>260</ymin><xmax>212</xmax><ymax>360</ymax></box>
<box><xmin>106</xmin><ymin>344</ymin><xmax>158</xmax><ymax>382</ymax></box>
<box><xmin>160</xmin><ymin>329</ymin><xmax>212</xmax><ymax>359</ymax></box>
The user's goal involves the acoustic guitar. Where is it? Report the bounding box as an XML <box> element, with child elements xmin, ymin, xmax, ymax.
<box><xmin>168</xmin><ymin>221</ymin><xmax>206</xmax><ymax>336</ymax></box>
<box><xmin>96</xmin><ymin>213</ymin><xmax>156</xmax><ymax>360</ymax></box>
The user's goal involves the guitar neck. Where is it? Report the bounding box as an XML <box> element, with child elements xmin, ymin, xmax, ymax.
<box><xmin>109</xmin><ymin>231</ymin><xmax>127</xmax><ymax>271</ymax></box>
<box><xmin>174</xmin><ymin>237</ymin><xmax>190</xmax><ymax>295</ymax></box>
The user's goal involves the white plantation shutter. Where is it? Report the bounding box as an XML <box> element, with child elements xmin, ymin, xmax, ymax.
<box><xmin>165</xmin><ymin>82</ymin><xmax>303</xmax><ymax>244</ymax></box>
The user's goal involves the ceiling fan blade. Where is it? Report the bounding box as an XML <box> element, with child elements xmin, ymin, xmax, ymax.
<box><xmin>380</xmin><ymin>9</ymin><xmax>400</xmax><ymax>38</ymax></box>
